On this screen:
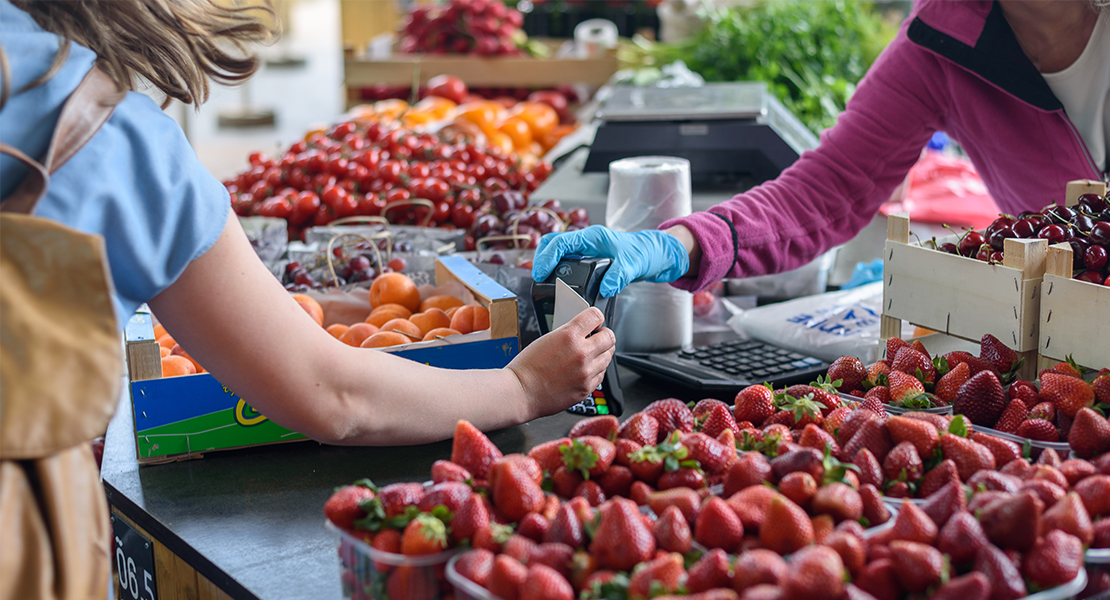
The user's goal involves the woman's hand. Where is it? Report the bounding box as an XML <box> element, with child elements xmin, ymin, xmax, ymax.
<box><xmin>531</xmin><ymin>225</ymin><xmax>693</xmax><ymax>297</ymax></box>
<box><xmin>506</xmin><ymin>307</ymin><xmax>616</xmax><ymax>419</ymax></box>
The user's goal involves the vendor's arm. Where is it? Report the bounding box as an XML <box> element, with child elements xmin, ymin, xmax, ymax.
<box><xmin>149</xmin><ymin>211</ymin><xmax>615</xmax><ymax>446</ymax></box>
<box><xmin>662</xmin><ymin>27</ymin><xmax>944</xmax><ymax>292</ymax></box>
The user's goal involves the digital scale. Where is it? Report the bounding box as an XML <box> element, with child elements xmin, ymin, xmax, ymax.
<box><xmin>532</xmin><ymin>257</ymin><xmax>624</xmax><ymax>417</ymax></box>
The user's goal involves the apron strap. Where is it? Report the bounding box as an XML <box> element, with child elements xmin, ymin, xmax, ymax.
<box><xmin>0</xmin><ymin>67</ymin><xmax>124</xmax><ymax>215</ymax></box>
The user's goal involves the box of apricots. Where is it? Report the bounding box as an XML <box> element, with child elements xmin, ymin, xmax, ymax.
<box><xmin>124</xmin><ymin>255</ymin><xmax>518</xmax><ymax>464</ymax></box>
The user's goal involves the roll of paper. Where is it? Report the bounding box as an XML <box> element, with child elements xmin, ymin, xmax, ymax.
<box><xmin>574</xmin><ymin>19</ymin><xmax>619</xmax><ymax>59</ymax></box>
<box><xmin>605</xmin><ymin>156</ymin><xmax>692</xmax><ymax>233</ymax></box>
<box><xmin>613</xmin><ymin>282</ymin><xmax>693</xmax><ymax>353</ymax></box>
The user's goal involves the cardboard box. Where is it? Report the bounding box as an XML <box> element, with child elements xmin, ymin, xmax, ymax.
<box><xmin>125</xmin><ymin>255</ymin><xmax>519</xmax><ymax>464</ymax></box>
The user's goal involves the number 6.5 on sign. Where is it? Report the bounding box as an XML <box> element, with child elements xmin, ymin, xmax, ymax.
<box><xmin>111</xmin><ymin>514</ymin><xmax>157</xmax><ymax>600</ymax></box>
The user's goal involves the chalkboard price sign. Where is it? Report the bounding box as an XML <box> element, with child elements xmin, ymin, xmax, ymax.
<box><xmin>111</xmin><ymin>514</ymin><xmax>157</xmax><ymax>600</ymax></box>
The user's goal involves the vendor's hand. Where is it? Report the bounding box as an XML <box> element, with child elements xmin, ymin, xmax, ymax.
<box><xmin>532</xmin><ymin>226</ymin><xmax>690</xmax><ymax>297</ymax></box>
<box><xmin>507</xmin><ymin>307</ymin><xmax>615</xmax><ymax>419</ymax></box>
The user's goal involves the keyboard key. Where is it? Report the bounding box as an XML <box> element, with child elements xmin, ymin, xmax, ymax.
<box><xmin>791</xmin><ymin>360</ymin><xmax>811</xmax><ymax>369</ymax></box>
<box><xmin>752</xmin><ymin>369</ymin><xmax>770</xmax><ymax>378</ymax></box>
<box><xmin>802</xmin><ymin>357</ymin><xmax>823</xmax><ymax>366</ymax></box>
<box><xmin>787</xmin><ymin>353</ymin><xmax>805</xmax><ymax>360</ymax></box>
<box><xmin>765</xmin><ymin>366</ymin><xmax>784</xmax><ymax>374</ymax></box>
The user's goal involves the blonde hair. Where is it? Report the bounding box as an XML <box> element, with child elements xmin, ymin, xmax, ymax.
<box><xmin>8</xmin><ymin>0</ymin><xmax>279</xmax><ymax>107</ymax></box>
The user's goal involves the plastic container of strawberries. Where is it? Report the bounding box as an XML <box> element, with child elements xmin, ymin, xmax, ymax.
<box><xmin>445</xmin><ymin>553</ymin><xmax>496</xmax><ymax>600</ymax></box>
<box><xmin>1085</xmin><ymin>548</ymin><xmax>1110</xmax><ymax>564</ymax></box>
<box><xmin>327</xmin><ymin>519</ymin><xmax>462</xmax><ymax>600</ymax></box>
<box><xmin>838</xmin><ymin>393</ymin><xmax>954</xmax><ymax>416</ymax></box>
<box><xmin>970</xmin><ymin>424</ymin><xmax>1072</xmax><ymax>456</ymax></box>
<box><xmin>1024</xmin><ymin>569</ymin><xmax>1088</xmax><ymax>600</ymax></box>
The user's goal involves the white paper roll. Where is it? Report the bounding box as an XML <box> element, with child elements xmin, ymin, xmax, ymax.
<box><xmin>574</xmin><ymin>19</ymin><xmax>619</xmax><ymax>59</ymax></box>
<box><xmin>605</xmin><ymin>156</ymin><xmax>692</xmax><ymax>233</ymax></box>
<box><xmin>613</xmin><ymin>282</ymin><xmax>693</xmax><ymax>353</ymax></box>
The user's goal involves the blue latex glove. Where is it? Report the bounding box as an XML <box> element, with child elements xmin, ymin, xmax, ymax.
<box><xmin>532</xmin><ymin>225</ymin><xmax>690</xmax><ymax>297</ymax></box>
<box><xmin>841</xmin><ymin>259</ymin><xmax>884</xmax><ymax>290</ymax></box>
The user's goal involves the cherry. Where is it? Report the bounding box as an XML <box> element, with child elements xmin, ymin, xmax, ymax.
<box><xmin>988</xmin><ymin>225</ymin><xmax>1015</xmax><ymax>251</ymax></box>
<box><xmin>1037</xmin><ymin>224</ymin><xmax>1068</xmax><ymax>245</ymax></box>
<box><xmin>1073</xmin><ymin>213</ymin><xmax>1096</xmax><ymax>234</ymax></box>
<box><xmin>1105</xmin><ymin>273</ymin><xmax>1110</xmax><ymax>287</ymax></box>
<box><xmin>975</xmin><ymin>244</ymin><xmax>993</xmax><ymax>262</ymax></box>
<box><xmin>487</xmin><ymin>252</ymin><xmax>505</xmax><ymax>265</ymax></box>
<box><xmin>1091</xmin><ymin>222</ymin><xmax>1110</xmax><ymax>245</ymax></box>
<box><xmin>1085</xmin><ymin>245</ymin><xmax>1108</xmax><ymax>271</ymax></box>
<box><xmin>348</xmin><ymin>255</ymin><xmax>371</xmax><ymax>272</ymax></box>
<box><xmin>1066</xmin><ymin>238</ymin><xmax>1090</xmax><ymax>269</ymax></box>
<box><xmin>294</xmin><ymin>271</ymin><xmax>315</xmax><ymax>287</ymax></box>
<box><xmin>1076</xmin><ymin>270</ymin><xmax>1105</xmax><ymax>284</ymax></box>
<box><xmin>387</xmin><ymin>257</ymin><xmax>407</xmax><ymax>272</ymax></box>
<box><xmin>1046</xmin><ymin>205</ymin><xmax>1076</xmax><ymax>224</ymax></box>
<box><xmin>1077</xmin><ymin>193</ymin><xmax>1107</xmax><ymax>214</ymax></box>
<box><xmin>939</xmin><ymin>242</ymin><xmax>959</xmax><ymax>255</ymax></box>
<box><xmin>990</xmin><ymin>251</ymin><xmax>1005</xmax><ymax>263</ymax></box>
<box><xmin>958</xmin><ymin>231</ymin><xmax>986</xmax><ymax>257</ymax></box>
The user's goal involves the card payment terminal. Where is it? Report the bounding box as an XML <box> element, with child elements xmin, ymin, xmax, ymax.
<box><xmin>532</xmin><ymin>257</ymin><xmax>624</xmax><ymax>417</ymax></box>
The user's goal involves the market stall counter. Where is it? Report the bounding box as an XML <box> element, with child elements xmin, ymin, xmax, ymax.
<box><xmin>101</xmin><ymin>344</ymin><xmax>729</xmax><ymax>600</ymax></box>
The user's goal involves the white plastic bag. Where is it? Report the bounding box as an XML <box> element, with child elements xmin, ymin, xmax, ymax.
<box><xmin>727</xmin><ymin>282</ymin><xmax>915</xmax><ymax>363</ymax></box>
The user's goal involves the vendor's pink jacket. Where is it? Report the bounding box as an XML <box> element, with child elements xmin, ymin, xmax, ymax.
<box><xmin>662</xmin><ymin>0</ymin><xmax>1107</xmax><ymax>293</ymax></box>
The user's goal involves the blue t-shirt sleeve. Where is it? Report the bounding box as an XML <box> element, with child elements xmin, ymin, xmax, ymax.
<box><xmin>33</xmin><ymin>91</ymin><xmax>231</xmax><ymax>322</ymax></box>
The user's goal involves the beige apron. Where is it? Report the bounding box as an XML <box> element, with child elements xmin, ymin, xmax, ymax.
<box><xmin>0</xmin><ymin>67</ymin><xmax>126</xmax><ymax>600</ymax></box>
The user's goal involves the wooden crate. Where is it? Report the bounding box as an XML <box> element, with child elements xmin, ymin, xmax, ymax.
<box><xmin>1037</xmin><ymin>179</ymin><xmax>1110</xmax><ymax>370</ymax></box>
<box><xmin>344</xmin><ymin>42</ymin><xmax>618</xmax><ymax>90</ymax></box>
<box><xmin>880</xmin><ymin>212</ymin><xmax>1047</xmax><ymax>381</ymax></box>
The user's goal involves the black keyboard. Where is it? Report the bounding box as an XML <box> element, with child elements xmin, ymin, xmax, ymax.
<box><xmin>616</xmin><ymin>339</ymin><xmax>830</xmax><ymax>393</ymax></box>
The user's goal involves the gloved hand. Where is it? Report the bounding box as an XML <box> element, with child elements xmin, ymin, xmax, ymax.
<box><xmin>532</xmin><ymin>225</ymin><xmax>690</xmax><ymax>297</ymax></box>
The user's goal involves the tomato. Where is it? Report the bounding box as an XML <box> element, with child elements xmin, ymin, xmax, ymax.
<box><xmin>248</xmin><ymin>180</ymin><xmax>272</xmax><ymax>200</ymax></box>
<box><xmin>327</xmin><ymin>155</ymin><xmax>349</xmax><ymax>177</ymax></box>
<box><xmin>531</xmin><ymin>161</ymin><xmax>554</xmax><ymax>180</ymax></box>
<box><xmin>431</xmin><ymin>143</ymin><xmax>454</xmax><ymax>161</ymax></box>
<box><xmin>310</xmin><ymin>173</ymin><xmax>337</xmax><ymax>191</ymax></box>
<box><xmin>567</xmin><ymin>207</ymin><xmax>589</xmax><ymax>225</ymax></box>
<box><xmin>422</xmin><ymin>178</ymin><xmax>451</xmax><ymax>203</ymax></box>
<box><xmin>248</xmin><ymin>152</ymin><xmax>268</xmax><ymax>167</ymax></box>
<box><xmin>483</xmin><ymin>177</ymin><xmax>509</xmax><ymax>193</ymax></box>
<box><xmin>427</xmin><ymin>75</ymin><xmax>468</xmax><ymax>105</ymax></box>
<box><xmin>263</xmin><ymin>167</ymin><xmax>284</xmax><ymax>187</ymax></box>
<box><xmin>456</xmin><ymin>188</ymin><xmax>481</xmax><ymax>205</ymax></box>
<box><xmin>377</xmin><ymin>160</ymin><xmax>405</xmax><ymax>186</ymax></box>
<box><xmin>431</xmin><ymin>200</ymin><xmax>452</xmax><ymax>224</ymax></box>
<box><xmin>342</xmin><ymin>134</ymin><xmax>367</xmax><ymax>151</ymax></box>
<box><xmin>385</xmin><ymin>187</ymin><xmax>411</xmax><ymax>205</ymax></box>
<box><xmin>359</xmin><ymin>193</ymin><xmax>387</xmax><ymax>216</ymax></box>
<box><xmin>408</xmin><ymin>162</ymin><xmax>431</xmax><ymax>179</ymax></box>
<box><xmin>498</xmin><ymin>117</ymin><xmax>533</xmax><ymax>150</ymax></box>
<box><xmin>468</xmin><ymin>164</ymin><xmax>487</xmax><ymax>180</ymax></box>
<box><xmin>334</xmin><ymin>191</ymin><xmax>359</xmax><ymax>217</ymax></box>
<box><xmin>408</xmin><ymin>178</ymin><xmax>428</xmax><ymax>199</ymax></box>
<box><xmin>289</xmin><ymin>141</ymin><xmax>308</xmax><ymax>154</ymax></box>
<box><xmin>451</xmin><ymin>203</ymin><xmax>476</xmax><ymax>229</ymax></box>
<box><xmin>306</xmin><ymin>151</ymin><xmax>328</xmax><ymax>174</ymax></box>
<box><xmin>313</xmin><ymin>204</ymin><xmax>334</xmax><ymax>227</ymax></box>
<box><xmin>290</xmin><ymin>191</ymin><xmax>321</xmax><ymax>226</ymax></box>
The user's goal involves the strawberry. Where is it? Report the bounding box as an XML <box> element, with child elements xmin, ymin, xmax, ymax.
<box><xmin>1036</xmin><ymin>447</ymin><xmax>1063</xmax><ymax>468</ymax></box>
<box><xmin>648</xmin><ymin>487</ymin><xmax>701</xmax><ymax>525</ymax></box>
<box><xmin>618</xmin><ymin>413</ymin><xmax>660</xmax><ymax>447</ymax></box>
<box><xmin>763</xmin><ymin>423</ymin><xmax>793</xmax><ymax>443</ymax></box>
<box><xmin>929</xmin><ymin>572</ymin><xmax>991</xmax><ymax>600</ymax></box>
<box><xmin>821</xmin><ymin>406</ymin><xmax>852</xmax><ymax>438</ymax></box>
<box><xmin>865</xmin><ymin>360</ymin><xmax>892</xmax><ymax>388</ymax></box>
<box><xmin>854</xmin><ymin>559</ymin><xmax>899</xmax><ymax>600</ymax></box>
<box><xmin>521</xmin><ymin>564</ymin><xmax>575</xmax><ymax>600</ymax></box>
<box><xmin>723</xmin><ymin>452</ymin><xmax>772</xmax><ymax>496</ymax></box>
<box><xmin>885</xmin><ymin>499</ymin><xmax>938</xmax><ymax>544</ymax></box>
<box><xmin>574</xmin><ymin>480</ymin><xmax>606</xmax><ymax>506</ymax></box>
<box><xmin>849</xmin><ymin>448</ymin><xmax>883</xmax><ymax>488</ymax></box>
<box><xmin>452</xmin><ymin>420</ymin><xmax>504</xmax><ymax>480</ymax></box>
<box><xmin>974</xmin><ymin>544</ymin><xmax>1026</xmax><ymax>600</ymax></box>
<box><xmin>1094</xmin><ymin>371</ymin><xmax>1110</xmax><ymax>404</ymax></box>
<box><xmin>628</xmin><ymin>553</ymin><xmax>685</xmax><ymax>600</ymax></box>
<box><xmin>882</xmin><ymin>441</ymin><xmax>923</xmax><ymax>483</ymax></box>
<box><xmin>978</xmin><ymin>490</ymin><xmax>1043</xmax><ymax>551</ymax></box>
<box><xmin>735</xmin><ymin>384</ymin><xmax>777</xmax><ymax>427</ymax></box>
<box><xmin>643</xmin><ymin>399</ymin><xmax>695</xmax><ymax>440</ymax></box>
<box><xmin>400</xmin><ymin>512</ymin><xmax>448</xmax><ymax>555</ymax></box>
<box><xmin>944</xmin><ymin>350</ymin><xmax>995</xmax><ymax>376</ymax></box>
<box><xmin>528</xmin><ymin>542</ymin><xmax>574</xmax><ymax>578</ymax></box>
<box><xmin>992</xmin><ymin>400</ymin><xmax>1027</xmax><ymax>435</ymax></box>
<box><xmin>940</xmin><ymin>433</ymin><xmax>996</xmax><ymax>480</ymax></box>
<box><xmin>489</xmin><ymin>555</ymin><xmax>529</xmax><ymax>600</ymax></box>
<box><xmin>980</xmin><ymin>334</ymin><xmax>1022</xmax><ymax>377</ymax></box>
<box><xmin>1059</xmin><ymin>458</ymin><xmax>1097</xmax><ymax>486</ymax></box>
<box><xmin>529</xmin><ymin>438</ymin><xmax>572</xmax><ymax>475</ymax></box>
<box><xmin>1023</xmin><ymin>530</ymin><xmax>1083</xmax><ymax>590</ymax></box>
<box><xmin>377</xmin><ymin>482</ymin><xmax>426</xmax><ymax>518</ymax></box>
<box><xmin>1051</xmin><ymin>357</ymin><xmax>1084</xmax><ymax>378</ymax></box>
<box><xmin>551</xmin><ymin>466</ymin><xmax>584</xmax><ymax>498</ymax></box>
<box><xmin>836</xmin><ymin>409</ymin><xmax>879</xmax><ymax>446</ymax></box>
<box><xmin>324</xmin><ymin>483</ymin><xmax>376</xmax><ymax>531</ymax></box>
<box><xmin>1009</xmin><ymin>380</ymin><xmax>1040</xmax><ymax>408</ymax></box>
<box><xmin>518</xmin><ymin>513</ymin><xmax>550</xmax><ymax>542</ymax></box>
<box><xmin>771</xmin><ymin>447</ymin><xmax>825</xmax><ymax>483</ymax></box>
<box><xmin>369</xmin><ymin>528</ymin><xmax>401</xmax><ymax>557</ymax></box>
<box><xmin>1015</xmin><ymin>418</ymin><xmax>1059</xmax><ymax>442</ymax></box>
<box><xmin>653</xmin><ymin>504</ymin><xmax>692</xmax><ymax>554</ymax></box>
<box><xmin>590</xmin><ymin>497</ymin><xmax>656</xmax><ymax>571</ymax></box>
<box><xmin>911</xmin><ymin>339</ymin><xmax>929</xmax><ymax>356</ymax></box>
<box><xmin>431</xmin><ymin>460</ymin><xmax>472</xmax><ymax>484</ymax></box>
<box><xmin>785</xmin><ymin>383</ymin><xmax>842</xmax><ymax>415</ymax></box>
<box><xmin>451</xmin><ymin>493</ymin><xmax>491</xmax><ymax>543</ymax></box>
<box><xmin>1059</xmin><ymin>410</ymin><xmax>1076</xmax><ymax>440</ymax></box>
<box><xmin>937</xmin><ymin>510</ymin><xmax>988</xmax><ymax>565</ymax></box>
<box><xmin>657</xmin><ymin>467</ymin><xmax>706</xmax><ymax>490</ymax></box>
<box><xmin>918</xmin><ymin>459</ymin><xmax>959</xmax><ymax>498</ymax></box>
<box><xmin>885</xmin><ymin>337</ymin><xmax>911</xmax><ymax>361</ymax></box>
<box><xmin>884</xmin><ymin>481</ymin><xmax>911</xmax><ymax>498</ymax></box>
<box><xmin>726</xmin><ymin>485</ymin><xmax>778</xmax><ymax>533</ymax></box>
<box><xmin>1041</xmin><ymin>372</ymin><xmax>1095</xmax><ymax>417</ymax></box>
<box><xmin>934</xmin><ymin>361</ymin><xmax>971</xmax><ymax>405</ymax></box>
<box><xmin>681</xmin><ymin>432</ymin><xmax>734</xmax><ymax>474</ymax></box>
<box><xmin>919</xmin><ymin>480</ymin><xmax>966</xmax><ymax>528</ymax></box>
<box><xmin>888</xmin><ymin>540</ymin><xmax>944</xmax><ymax>593</ymax></box>
<box><xmin>693</xmin><ymin>398</ymin><xmax>729</xmax><ymax>419</ymax></box>
<box><xmin>1069</xmin><ymin>407</ymin><xmax>1110</xmax><ymax>458</ymax></box>
<box><xmin>732</xmin><ymin>549</ymin><xmax>787</xmax><ymax>593</ymax></box>
<box><xmin>491</xmin><ymin>457</ymin><xmax>546</xmax><ymax>522</ymax></box>
<box><xmin>687</xmin><ymin>548</ymin><xmax>732</xmax><ymax>594</ymax></box>
<box><xmin>1022</xmin><ymin>480</ymin><xmax>1066</xmax><ymax>509</ymax></box>
<box><xmin>779</xmin><ymin>471</ymin><xmax>818</xmax><ymax>508</ymax></box>
<box><xmin>454</xmin><ymin>548</ymin><xmax>495</xmax><ymax>587</ymax></box>
<box><xmin>811</xmin><ymin>482</ymin><xmax>862</xmax><ymax>523</ymax></box>
<box><xmin>386</xmin><ymin>565</ymin><xmax>438</xmax><ymax>600</ymax></box>
<box><xmin>892</xmin><ymin>347</ymin><xmax>937</xmax><ymax>385</ymax></box>
<box><xmin>1043</xmin><ymin>492</ymin><xmax>1094</xmax><ymax>545</ymax></box>
<box><xmin>841</xmin><ymin>419</ymin><xmax>893</xmax><ymax>465</ymax></box>
<box><xmin>1028</xmin><ymin>401</ymin><xmax>1055</xmax><ymax>423</ymax></box>
<box><xmin>693</xmin><ymin>496</ymin><xmax>744</xmax><ymax>552</ymax></box>
<box><xmin>822</xmin><ymin>530</ymin><xmax>864</xmax><ymax>576</ymax></box>
<box><xmin>885</xmin><ymin>415</ymin><xmax>939</xmax><ymax>458</ymax></box>
<box><xmin>797</xmin><ymin>423</ymin><xmax>839</xmax><ymax>455</ymax></box>
<box><xmin>781</xmin><ymin>545</ymin><xmax>845</xmax><ymax>600</ymax></box>
<box><xmin>827</xmin><ymin>356</ymin><xmax>866</xmax><ymax>391</ymax></box>
<box><xmin>561</xmin><ymin>436</ymin><xmax>616</xmax><ymax>479</ymax></box>
<box><xmin>418</xmin><ymin>481</ymin><xmax>471</xmax><ymax>512</ymax></box>
<box><xmin>952</xmin><ymin>370</ymin><xmax>1007</xmax><ymax>427</ymax></box>
<box><xmin>502</xmin><ymin>534</ymin><xmax>538</xmax><ymax>563</ymax></box>
<box><xmin>569</xmin><ymin>415</ymin><xmax>620</xmax><ymax>441</ymax></box>
<box><xmin>614</xmin><ymin>438</ymin><xmax>642</xmax><ymax>467</ymax></box>
<box><xmin>597</xmin><ymin>465</ymin><xmax>634</xmax><ymax>499</ymax></box>
<box><xmin>860</xmin><ymin>393</ymin><xmax>889</xmax><ymax>417</ymax></box>
<box><xmin>967</xmin><ymin>433</ymin><xmax>1019</xmax><ymax>467</ymax></box>
<box><xmin>545</xmin><ymin>503</ymin><xmax>585</xmax><ymax>548</ymax></box>
<box><xmin>760</xmin><ymin>494</ymin><xmax>814</xmax><ymax>554</ymax></box>
<box><xmin>700</xmin><ymin>403</ymin><xmax>740</xmax><ymax>438</ymax></box>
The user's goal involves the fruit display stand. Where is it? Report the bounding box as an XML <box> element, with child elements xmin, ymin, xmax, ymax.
<box><xmin>343</xmin><ymin>41</ymin><xmax>618</xmax><ymax>107</ymax></box>
<box><xmin>879</xmin><ymin>211</ymin><xmax>1046</xmax><ymax>381</ymax></box>
<box><xmin>1037</xmin><ymin>180</ymin><xmax>1110</xmax><ymax>371</ymax></box>
<box><xmin>124</xmin><ymin>255</ymin><xmax>519</xmax><ymax>465</ymax></box>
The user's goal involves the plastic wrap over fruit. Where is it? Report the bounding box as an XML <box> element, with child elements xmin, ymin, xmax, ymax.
<box><xmin>727</xmin><ymin>282</ymin><xmax>915</xmax><ymax>363</ymax></box>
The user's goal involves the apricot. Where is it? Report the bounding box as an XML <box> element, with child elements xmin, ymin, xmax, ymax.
<box><xmin>170</xmin><ymin>344</ymin><xmax>205</xmax><ymax>373</ymax></box>
<box><xmin>326</xmin><ymin>323</ymin><xmax>349</xmax><ymax>339</ymax></box>
<box><xmin>361</xmin><ymin>331</ymin><xmax>412</xmax><ymax>348</ymax></box>
<box><xmin>367</xmin><ymin>308</ymin><xmax>411</xmax><ymax>328</ymax></box>
<box><xmin>408</xmin><ymin>308</ymin><xmax>451</xmax><ymax>337</ymax></box>
<box><xmin>292</xmin><ymin>293</ymin><xmax>325</xmax><ymax>327</ymax></box>
<box><xmin>419</xmin><ymin>295</ymin><xmax>465</xmax><ymax>313</ymax></box>
<box><xmin>339</xmin><ymin>323</ymin><xmax>380</xmax><ymax>347</ymax></box>
<box><xmin>422</xmin><ymin>327</ymin><xmax>461</xmax><ymax>341</ymax></box>
<box><xmin>369</xmin><ymin>273</ymin><xmax>420</xmax><ymax>313</ymax></box>
<box><xmin>450</xmin><ymin>305</ymin><xmax>490</xmax><ymax>334</ymax></box>
<box><xmin>159</xmin><ymin>346</ymin><xmax>171</xmax><ymax>358</ymax></box>
<box><xmin>161</xmin><ymin>355</ymin><xmax>196</xmax><ymax>378</ymax></box>
<box><xmin>369</xmin><ymin>303</ymin><xmax>413</xmax><ymax>319</ymax></box>
<box><xmin>157</xmin><ymin>334</ymin><xmax>176</xmax><ymax>350</ymax></box>
<box><xmin>379</xmin><ymin>318</ymin><xmax>422</xmax><ymax>342</ymax></box>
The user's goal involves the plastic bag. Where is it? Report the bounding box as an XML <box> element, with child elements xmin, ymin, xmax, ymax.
<box><xmin>727</xmin><ymin>282</ymin><xmax>915</xmax><ymax>363</ymax></box>
<box><xmin>880</xmin><ymin>150</ymin><xmax>1000</xmax><ymax>229</ymax></box>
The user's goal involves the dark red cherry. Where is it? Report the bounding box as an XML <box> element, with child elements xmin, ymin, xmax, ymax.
<box><xmin>1085</xmin><ymin>245</ymin><xmax>1108</xmax><ymax>271</ymax></box>
<box><xmin>1037</xmin><ymin>224</ymin><xmax>1068</xmax><ymax>245</ymax></box>
<box><xmin>959</xmin><ymin>231</ymin><xmax>987</xmax><ymax>257</ymax></box>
